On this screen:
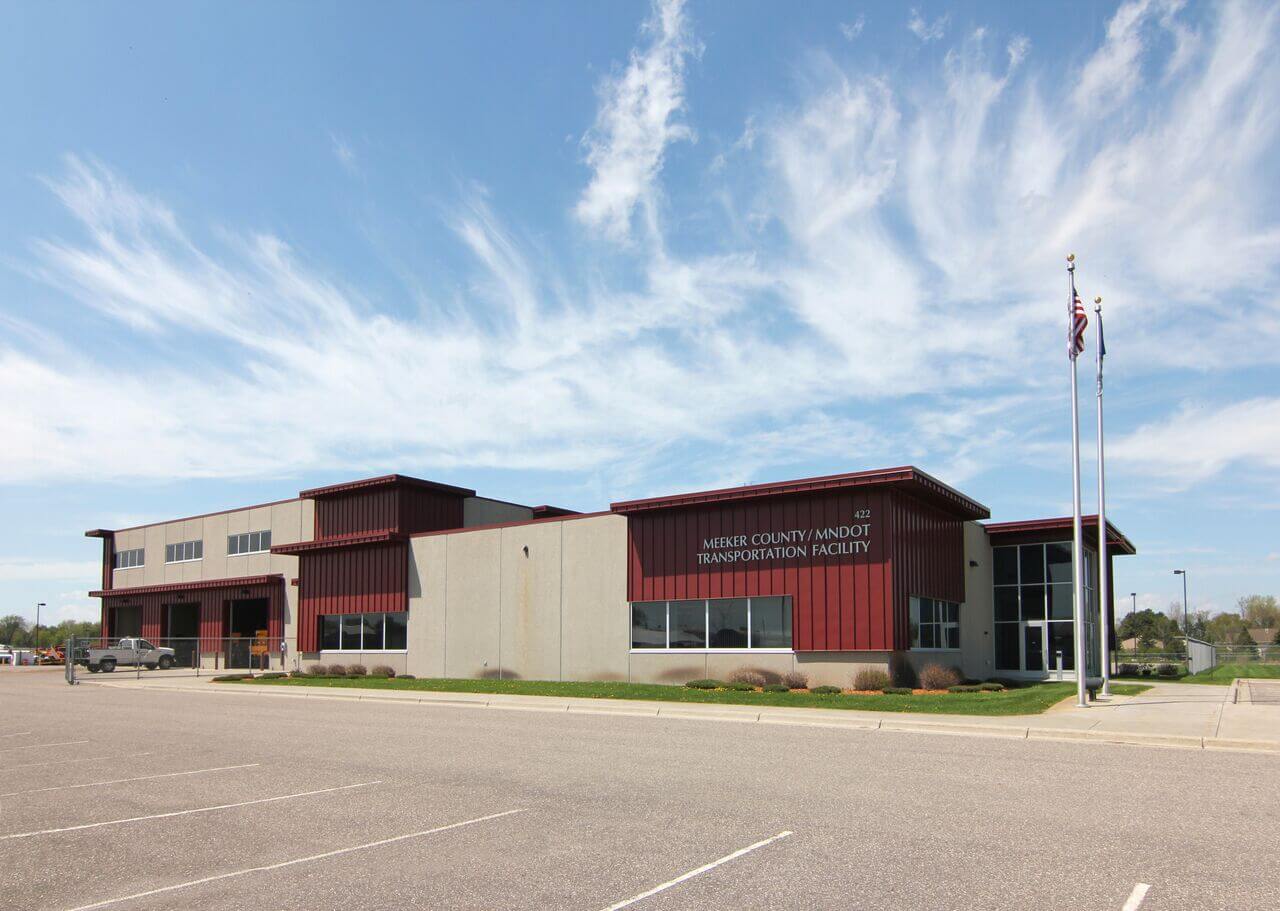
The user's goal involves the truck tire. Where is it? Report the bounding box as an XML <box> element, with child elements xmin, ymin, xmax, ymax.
<box><xmin>100</xmin><ymin>658</ymin><xmax>116</xmax><ymax>673</ymax></box>
<box><xmin>158</xmin><ymin>655</ymin><xmax>174</xmax><ymax>670</ymax></box>
<box><xmin>88</xmin><ymin>663</ymin><xmax>101</xmax><ymax>673</ymax></box>
<box><xmin>144</xmin><ymin>663</ymin><xmax>158</xmax><ymax>670</ymax></box>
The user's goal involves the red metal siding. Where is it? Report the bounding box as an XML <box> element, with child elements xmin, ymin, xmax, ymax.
<box><xmin>888</xmin><ymin>493</ymin><xmax>966</xmax><ymax>648</ymax></box>
<box><xmin>399</xmin><ymin>486</ymin><xmax>465</xmax><ymax>535</ymax></box>
<box><xmin>315</xmin><ymin>489</ymin><xmax>401</xmax><ymax>538</ymax></box>
<box><xmin>296</xmin><ymin>542</ymin><xmax>408</xmax><ymax>651</ymax></box>
<box><xmin>627</xmin><ymin>489</ymin><xmax>912</xmax><ymax>651</ymax></box>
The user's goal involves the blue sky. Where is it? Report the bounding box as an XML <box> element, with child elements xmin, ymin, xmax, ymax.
<box><xmin>2</xmin><ymin>0</ymin><xmax>1278</xmax><ymax>627</ymax></box>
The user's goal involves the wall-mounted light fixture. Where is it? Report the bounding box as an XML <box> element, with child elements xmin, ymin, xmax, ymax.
<box><xmin>968</xmin><ymin>560</ymin><xmax>979</xmax><ymax>568</ymax></box>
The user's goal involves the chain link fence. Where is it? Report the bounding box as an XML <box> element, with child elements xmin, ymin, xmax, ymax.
<box><xmin>64</xmin><ymin>635</ymin><xmax>289</xmax><ymax>684</ymax></box>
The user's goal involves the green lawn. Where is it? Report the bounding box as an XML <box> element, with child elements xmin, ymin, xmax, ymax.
<box><xmin>223</xmin><ymin>675</ymin><xmax>1103</xmax><ymax>716</ymax></box>
<box><xmin>1114</xmin><ymin>664</ymin><xmax>1280</xmax><ymax>685</ymax></box>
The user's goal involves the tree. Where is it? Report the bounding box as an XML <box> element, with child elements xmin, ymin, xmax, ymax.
<box><xmin>0</xmin><ymin>614</ymin><xmax>30</xmax><ymax>646</ymax></box>
<box><xmin>1238</xmin><ymin>594</ymin><xmax>1280</xmax><ymax>631</ymax></box>
<box><xmin>1204</xmin><ymin>612</ymin><xmax>1253</xmax><ymax>645</ymax></box>
<box><xmin>1118</xmin><ymin>608</ymin><xmax>1181</xmax><ymax>651</ymax></box>
<box><xmin>1273</xmin><ymin>628</ymin><xmax>1280</xmax><ymax>646</ymax></box>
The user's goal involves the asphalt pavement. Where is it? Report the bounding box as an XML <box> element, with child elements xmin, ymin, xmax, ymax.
<box><xmin>1</xmin><ymin>669</ymin><xmax>1276</xmax><ymax>910</ymax></box>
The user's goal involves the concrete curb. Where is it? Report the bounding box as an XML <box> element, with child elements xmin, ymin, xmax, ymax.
<box><xmin>81</xmin><ymin>680</ymin><xmax>1280</xmax><ymax>753</ymax></box>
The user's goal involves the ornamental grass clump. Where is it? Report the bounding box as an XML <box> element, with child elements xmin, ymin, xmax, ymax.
<box><xmin>726</xmin><ymin>681</ymin><xmax>756</xmax><ymax>692</ymax></box>
<box><xmin>781</xmin><ymin>671</ymin><xmax>809</xmax><ymax>690</ymax></box>
<box><xmin>346</xmin><ymin>664</ymin><xmax>367</xmax><ymax>677</ymax></box>
<box><xmin>853</xmin><ymin>668</ymin><xmax>891</xmax><ymax>691</ymax></box>
<box><xmin>307</xmin><ymin>664</ymin><xmax>327</xmax><ymax>676</ymax></box>
<box><xmin>370</xmin><ymin>664</ymin><xmax>396</xmax><ymax>678</ymax></box>
<box><xmin>810</xmin><ymin>685</ymin><xmax>842</xmax><ymax>695</ymax></box>
<box><xmin>918</xmin><ymin>663</ymin><xmax>962</xmax><ymax>690</ymax></box>
<box><xmin>728</xmin><ymin>669</ymin><xmax>769</xmax><ymax>688</ymax></box>
<box><xmin>325</xmin><ymin>663</ymin><xmax>347</xmax><ymax>676</ymax></box>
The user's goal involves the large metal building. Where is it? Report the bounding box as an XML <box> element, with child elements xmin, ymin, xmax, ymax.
<box><xmin>87</xmin><ymin>467</ymin><xmax>1134</xmax><ymax>686</ymax></box>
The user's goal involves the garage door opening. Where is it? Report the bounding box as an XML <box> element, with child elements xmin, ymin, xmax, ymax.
<box><xmin>108</xmin><ymin>605</ymin><xmax>141</xmax><ymax>639</ymax></box>
<box><xmin>165</xmin><ymin>603</ymin><xmax>200</xmax><ymax>667</ymax></box>
<box><xmin>225</xmin><ymin>598</ymin><xmax>269</xmax><ymax>668</ymax></box>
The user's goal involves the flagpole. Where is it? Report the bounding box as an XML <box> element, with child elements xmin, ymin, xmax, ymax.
<box><xmin>1095</xmin><ymin>295</ymin><xmax>1111</xmax><ymax>697</ymax></box>
<box><xmin>1068</xmin><ymin>255</ymin><xmax>1088</xmax><ymax>708</ymax></box>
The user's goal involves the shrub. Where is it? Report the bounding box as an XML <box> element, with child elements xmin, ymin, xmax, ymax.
<box><xmin>370</xmin><ymin>664</ymin><xmax>396</xmax><ymax>678</ymax></box>
<box><xmin>763</xmin><ymin>684</ymin><xmax>789</xmax><ymax>693</ymax></box>
<box><xmin>212</xmin><ymin>673</ymin><xmax>252</xmax><ymax>681</ymax></box>
<box><xmin>1117</xmin><ymin>663</ymin><xmax>1139</xmax><ymax>676</ymax></box>
<box><xmin>889</xmin><ymin>654</ymin><xmax>919</xmax><ymax>689</ymax></box>
<box><xmin>1157</xmin><ymin>663</ymin><xmax>1179</xmax><ymax>677</ymax></box>
<box><xmin>307</xmin><ymin>664</ymin><xmax>328</xmax><ymax>676</ymax></box>
<box><xmin>882</xmin><ymin>686</ymin><xmax>914</xmax><ymax>695</ymax></box>
<box><xmin>326</xmin><ymin>663</ymin><xmax>347</xmax><ymax>676</ymax></box>
<box><xmin>811</xmin><ymin>685</ymin><xmax>842</xmax><ymax>695</ymax></box>
<box><xmin>853</xmin><ymin>668</ymin><xmax>891</xmax><ymax>691</ymax></box>
<box><xmin>686</xmin><ymin>679</ymin><xmax>723</xmax><ymax>689</ymax></box>
<box><xmin>398</xmin><ymin>674</ymin><xmax>416</xmax><ymax>680</ymax></box>
<box><xmin>948</xmin><ymin>684</ymin><xmax>982</xmax><ymax>693</ymax></box>
<box><xmin>781</xmin><ymin>671</ymin><xmax>809</xmax><ymax>690</ymax></box>
<box><xmin>259</xmin><ymin>672</ymin><xmax>286</xmax><ymax>680</ymax></box>
<box><xmin>918</xmin><ymin>663</ymin><xmax>962</xmax><ymax>690</ymax></box>
<box><xmin>728</xmin><ymin>668</ymin><xmax>768</xmax><ymax>688</ymax></box>
<box><xmin>978</xmin><ymin>681</ymin><xmax>1006</xmax><ymax>692</ymax></box>
<box><xmin>726</xmin><ymin>681</ymin><xmax>756</xmax><ymax>692</ymax></box>
<box><xmin>345</xmin><ymin>664</ymin><xmax>367</xmax><ymax>676</ymax></box>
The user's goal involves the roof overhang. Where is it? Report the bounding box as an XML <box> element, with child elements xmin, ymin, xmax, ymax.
<box><xmin>91</xmin><ymin>574</ymin><xmax>285</xmax><ymax>599</ymax></box>
<box><xmin>610</xmin><ymin>466</ymin><xmax>990</xmax><ymax>521</ymax></box>
<box><xmin>270</xmin><ymin>531</ymin><xmax>406</xmax><ymax>555</ymax></box>
<box><xmin>84</xmin><ymin>529</ymin><xmax>114</xmax><ymax>538</ymax></box>
<box><xmin>983</xmin><ymin>515</ymin><xmax>1136</xmax><ymax>555</ymax></box>
<box><xmin>299</xmin><ymin>474</ymin><xmax>476</xmax><ymax>500</ymax></box>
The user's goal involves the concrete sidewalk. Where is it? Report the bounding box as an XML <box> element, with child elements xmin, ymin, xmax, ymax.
<box><xmin>80</xmin><ymin>674</ymin><xmax>1280</xmax><ymax>753</ymax></box>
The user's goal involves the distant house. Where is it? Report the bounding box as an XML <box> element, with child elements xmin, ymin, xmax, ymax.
<box><xmin>1247</xmin><ymin>628</ymin><xmax>1276</xmax><ymax>646</ymax></box>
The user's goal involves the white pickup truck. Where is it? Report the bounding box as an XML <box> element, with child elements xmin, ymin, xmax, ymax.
<box><xmin>84</xmin><ymin>638</ymin><xmax>176</xmax><ymax>673</ymax></box>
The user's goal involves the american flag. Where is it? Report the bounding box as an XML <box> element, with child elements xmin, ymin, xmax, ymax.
<box><xmin>1069</xmin><ymin>286</ymin><xmax>1088</xmax><ymax>359</ymax></box>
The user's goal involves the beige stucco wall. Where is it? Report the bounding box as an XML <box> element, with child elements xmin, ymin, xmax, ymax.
<box><xmin>406</xmin><ymin>513</ymin><xmax>630</xmax><ymax>681</ymax></box>
<box><xmin>106</xmin><ymin>498</ymin><xmax>311</xmax><ymax>650</ymax></box>
<box><xmin>463</xmin><ymin>497</ymin><xmax>533</xmax><ymax>527</ymax></box>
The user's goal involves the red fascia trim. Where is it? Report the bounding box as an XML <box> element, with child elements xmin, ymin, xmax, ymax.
<box><xmin>299</xmin><ymin>474</ymin><xmax>476</xmax><ymax>500</ymax></box>
<box><xmin>984</xmin><ymin>515</ymin><xmax>1136</xmax><ymax>555</ymax></box>
<box><xmin>409</xmin><ymin>509</ymin><xmax>614</xmax><ymax>539</ymax></box>
<box><xmin>609</xmin><ymin>466</ymin><xmax>989</xmax><ymax>520</ymax></box>
<box><xmin>106</xmin><ymin>497</ymin><xmax>303</xmax><ymax>534</ymax></box>
<box><xmin>270</xmin><ymin>532</ymin><xmax>406</xmax><ymax>554</ymax></box>
<box><xmin>91</xmin><ymin>573</ymin><xmax>285</xmax><ymax>599</ymax></box>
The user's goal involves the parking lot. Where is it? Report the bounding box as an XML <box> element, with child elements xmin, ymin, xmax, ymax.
<box><xmin>2</xmin><ymin>670</ymin><xmax>1277</xmax><ymax>910</ymax></box>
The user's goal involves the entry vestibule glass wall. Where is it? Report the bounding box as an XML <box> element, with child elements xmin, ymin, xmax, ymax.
<box><xmin>993</xmin><ymin>542</ymin><xmax>1098</xmax><ymax>676</ymax></box>
<box><xmin>631</xmin><ymin>596</ymin><xmax>792</xmax><ymax>650</ymax></box>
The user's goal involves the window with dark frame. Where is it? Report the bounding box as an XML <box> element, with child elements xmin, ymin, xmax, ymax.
<box><xmin>629</xmin><ymin>597</ymin><xmax>793</xmax><ymax>650</ymax></box>
<box><xmin>164</xmin><ymin>540</ymin><xmax>203</xmax><ymax>563</ymax></box>
<box><xmin>228</xmin><ymin>530</ymin><xmax>272</xmax><ymax>556</ymax></box>
<box><xmin>317</xmin><ymin>611</ymin><xmax>409</xmax><ymax>651</ymax></box>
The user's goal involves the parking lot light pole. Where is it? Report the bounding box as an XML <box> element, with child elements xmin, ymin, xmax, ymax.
<box><xmin>1173</xmin><ymin>570</ymin><xmax>1188</xmax><ymax>657</ymax></box>
<box><xmin>35</xmin><ymin>602</ymin><xmax>46</xmax><ymax>651</ymax></box>
<box><xmin>1129</xmin><ymin>593</ymin><xmax>1136</xmax><ymax>655</ymax></box>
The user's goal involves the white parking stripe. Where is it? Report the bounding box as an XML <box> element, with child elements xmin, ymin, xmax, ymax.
<box><xmin>1122</xmin><ymin>883</ymin><xmax>1151</xmax><ymax>911</ymax></box>
<box><xmin>0</xmin><ymin>739</ymin><xmax>89</xmax><ymax>753</ymax></box>
<box><xmin>2</xmin><ymin>780</ymin><xmax>381</xmax><ymax>840</ymax></box>
<box><xmin>62</xmin><ymin>808</ymin><xmax>526</xmax><ymax>911</ymax></box>
<box><xmin>1</xmin><ymin>752</ymin><xmax>154</xmax><ymax>772</ymax></box>
<box><xmin>0</xmin><ymin>731</ymin><xmax>33</xmax><ymax>738</ymax></box>
<box><xmin>599</xmin><ymin>831</ymin><xmax>794</xmax><ymax>911</ymax></box>
<box><xmin>0</xmin><ymin>763</ymin><xmax>261</xmax><ymax>797</ymax></box>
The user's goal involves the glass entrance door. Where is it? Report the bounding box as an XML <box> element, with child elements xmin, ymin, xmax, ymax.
<box><xmin>1023</xmin><ymin>622</ymin><xmax>1046</xmax><ymax>673</ymax></box>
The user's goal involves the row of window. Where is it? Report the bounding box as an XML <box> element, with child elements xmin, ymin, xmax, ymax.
<box><xmin>228</xmin><ymin>531</ymin><xmax>272</xmax><ymax>555</ymax></box>
<box><xmin>165</xmin><ymin>540</ymin><xmax>204</xmax><ymax>563</ymax></box>
<box><xmin>631</xmin><ymin>597</ymin><xmax>793</xmax><ymax>650</ymax></box>
<box><xmin>115</xmin><ymin>531</ymin><xmax>273</xmax><ymax>569</ymax></box>
<box><xmin>113</xmin><ymin>548</ymin><xmax>144</xmax><ymax>569</ymax></box>
<box><xmin>319</xmin><ymin>612</ymin><xmax>408</xmax><ymax>651</ymax></box>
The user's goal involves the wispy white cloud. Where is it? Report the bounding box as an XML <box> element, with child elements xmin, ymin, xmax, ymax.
<box><xmin>840</xmin><ymin>15</ymin><xmax>865</xmax><ymax>41</ymax></box>
<box><xmin>907</xmin><ymin>8</ymin><xmax>948</xmax><ymax>43</ymax></box>
<box><xmin>6</xmin><ymin>0</ymin><xmax>1280</xmax><ymax>506</ymax></box>
<box><xmin>575</xmin><ymin>0</ymin><xmax>698</xmax><ymax>241</ymax></box>
<box><xmin>330</xmin><ymin>132</ymin><xmax>359</xmax><ymax>176</ymax></box>
<box><xmin>0</xmin><ymin>559</ymin><xmax>101</xmax><ymax>582</ymax></box>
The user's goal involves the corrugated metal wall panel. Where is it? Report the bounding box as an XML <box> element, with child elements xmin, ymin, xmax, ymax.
<box><xmin>101</xmin><ymin>579</ymin><xmax>284</xmax><ymax>652</ymax></box>
<box><xmin>296</xmin><ymin>542</ymin><xmax>408</xmax><ymax>652</ymax></box>
<box><xmin>625</xmin><ymin>488</ymin><xmax>965</xmax><ymax>652</ymax></box>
